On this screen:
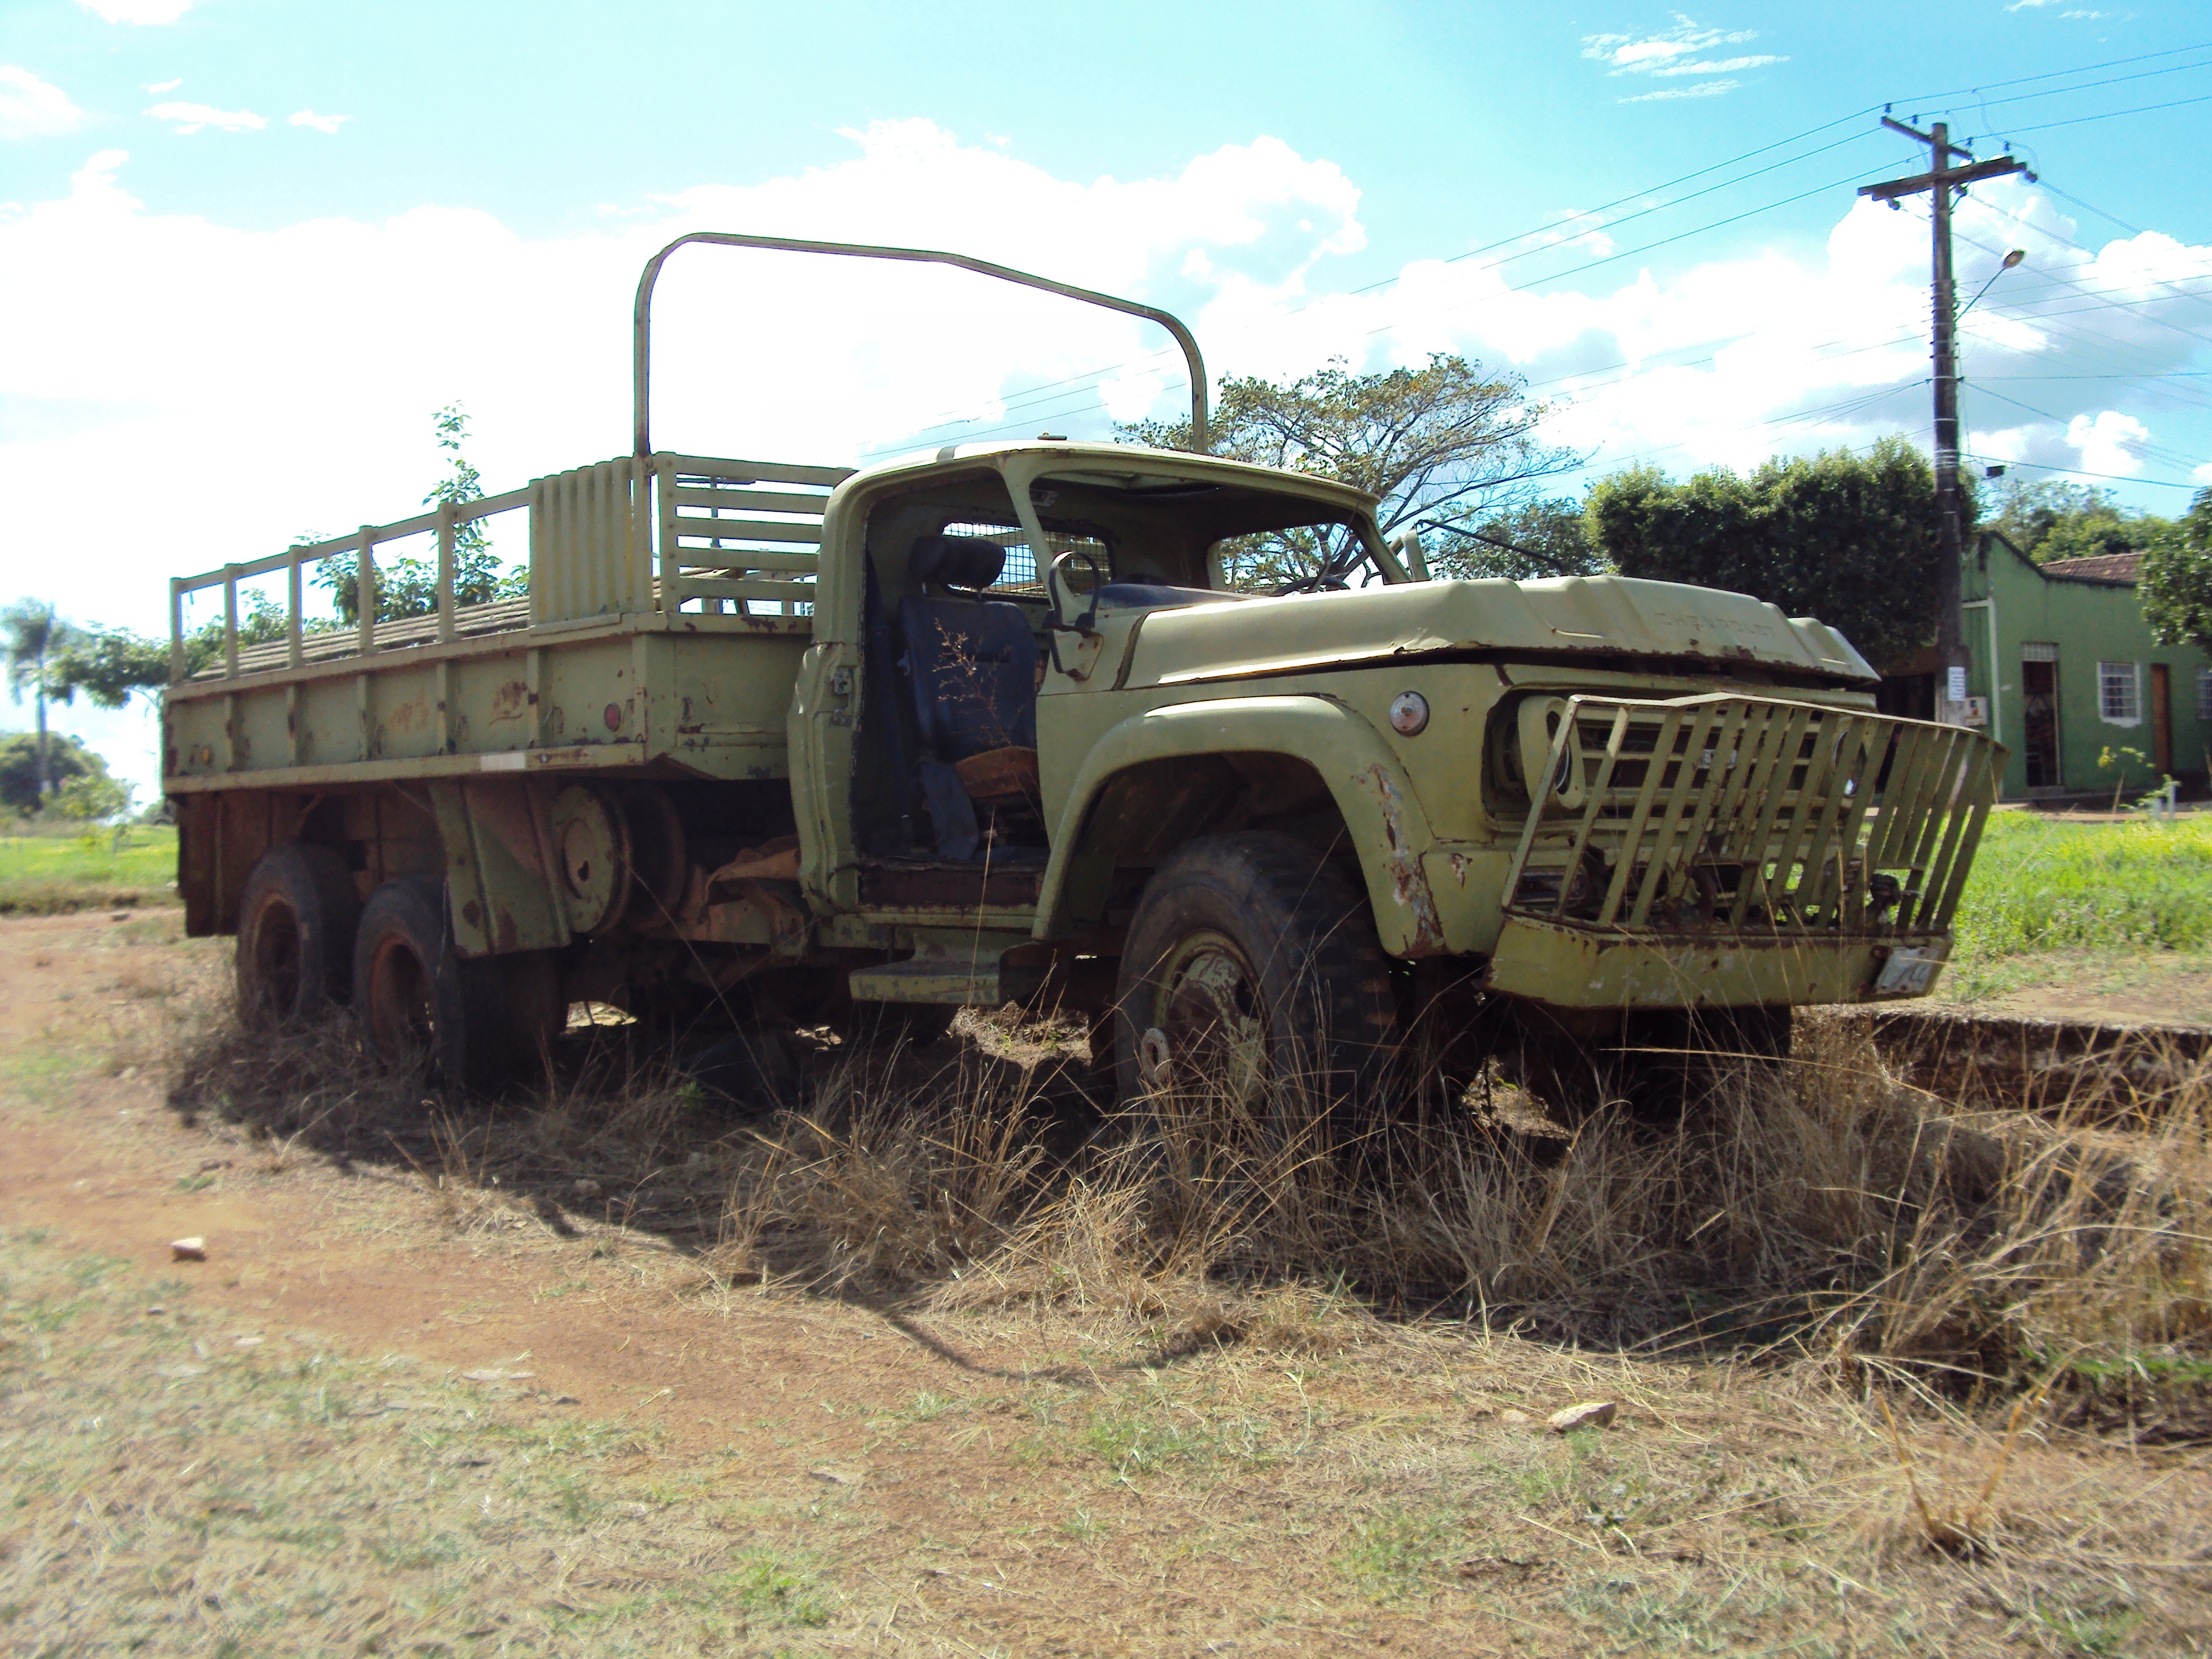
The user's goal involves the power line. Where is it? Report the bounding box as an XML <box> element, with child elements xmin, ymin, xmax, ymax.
<box><xmin>1962</xmin><ymin>451</ymin><xmax>2206</xmax><ymax>491</ymax></box>
<box><xmin>1986</xmin><ymin>89</ymin><xmax>2212</xmax><ymax>138</ymax></box>
<box><xmin>1899</xmin><ymin>39</ymin><xmax>2212</xmax><ymax>107</ymax></box>
<box><xmin>1971</xmin><ymin>384</ymin><xmax>2207</xmax><ymax>474</ymax></box>
<box><xmin>864</xmin><ymin>59</ymin><xmax>2212</xmax><ymax>460</ymax></box>
<box><xmin>873</xmin><ymin>126</ymin><xmax>1902</xmax><ymax>444</ymax></box>
<box><xmin>1955</xmin><ymin>186</ymin><xmax>2212</xmax><ymax>324</ymax></box>
<box><xmin>1937</xmin><ymin>53</ymin><xmax>2212</xmax><ymax>121</ymax></box>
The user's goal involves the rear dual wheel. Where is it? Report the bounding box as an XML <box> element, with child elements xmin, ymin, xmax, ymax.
<box><xmin>352</xmin><ymin>876</ymin><xmax>561</xmax><ymax>1094</ymax></box>
<box><xmin>236</xmin><ymin>843</ymin><xmax>361</xmax><ymax>1025</ymax></box>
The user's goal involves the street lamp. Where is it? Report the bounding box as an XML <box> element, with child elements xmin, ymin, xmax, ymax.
<box><xmin>1959</xmin><ymin>248</ymin><xmax>2026</xmax><ymax>323</ymax></box>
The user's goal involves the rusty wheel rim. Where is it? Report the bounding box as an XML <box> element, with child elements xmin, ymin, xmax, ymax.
<box><xmin>1147</xmin><ymin>929</ymin><xmax>1269</xmax><ymax>1107</ymax></box>
<box><xmin>244</xmin><ymin>895</ymin><xmax>303</xmax><ymax>1021</ymax></box>
<box><xmin>363</xmin><ymin>934</ymin><xmax>434</xmax><ymax>1070</ymax></box>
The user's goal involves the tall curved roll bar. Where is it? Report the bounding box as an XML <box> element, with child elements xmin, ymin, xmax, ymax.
<box><xmin>631</xmin><ymin>231</ymin><xmax>1209</xmax><ymax>460</ymax></box>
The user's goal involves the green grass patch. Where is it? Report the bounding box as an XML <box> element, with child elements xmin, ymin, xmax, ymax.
<box><xmin>1079</xmin><ymin>1398</ymin><xmax>1273</xmax><ymax>1479</ymax></box>
<box><xmin>0</xmin><ymin>823</ymin><xmax>178</xmax><ymax>914</ymax></box>
<box><xmin>1950</xmin><ymin>812</ymin><xmax>2212</xmax><ymax>971</ymax></box>
<box><xmin>1332</xmin><ymin>1504</ymin><xmax>1463</xmax><ymax>1600</ymax></box>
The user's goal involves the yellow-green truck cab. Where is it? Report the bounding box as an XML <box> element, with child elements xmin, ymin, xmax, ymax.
<box><xmin>164</xmin><ymin>240</ymin><xmax>1999</xmax><ymax>1107</ymax></box>
<box><xmin>782</xmin><ymin>440</ymin><xmax>1997</xmax><ymax>1104</ymax></box>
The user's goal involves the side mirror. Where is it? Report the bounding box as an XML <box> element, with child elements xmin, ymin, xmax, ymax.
<box><xmin>1047</xmin><ymin>548</ymin><xmax>1104</xmax><ymax>637</ymax></box>
<box><xmin>1045</xmin><ymin>548</ymin><xmax>1106</xmax><ymax>680</ymax></box>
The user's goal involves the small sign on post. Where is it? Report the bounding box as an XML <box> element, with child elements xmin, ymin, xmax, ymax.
<box><xmin>1946</xmin><ymin>665</ymin><xmax>1969</xmax><ymax>704</ymax></box>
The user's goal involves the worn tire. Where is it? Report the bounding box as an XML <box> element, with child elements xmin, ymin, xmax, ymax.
<box><xmin>352</xmin><ymin>876</ymin><xmax>520</xmax><ymax>1094</ymax></box>
<box><xmin>1112</xmin><ymin>832</ymin><xmax>1398</xmax><ymax>1135</ymax></box>
<box><xmin>236</xmin><ymin>842</ymin><xmax>361</xmax><ymax>1025</ymax></box>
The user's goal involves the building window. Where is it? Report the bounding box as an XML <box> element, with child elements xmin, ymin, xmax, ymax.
<box><xmin>2199</xmin><ymin>667</ymin><xmax>2212</xmax><ymax>722</ymax></box>
<box><xmin>2099</xmin><ymin>660</ymin><xmax>2142</xmax><ymax>725</ymax></box>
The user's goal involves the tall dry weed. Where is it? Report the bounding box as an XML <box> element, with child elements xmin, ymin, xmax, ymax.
<box><xmin>166</xmin><ymin>987</ymin><xmax>2212</xmax><ymax>1423</ymax></box>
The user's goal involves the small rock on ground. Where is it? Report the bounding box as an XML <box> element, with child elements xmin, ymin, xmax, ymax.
<box><xmin>169</xmin><ymin>1236</ymin><xmax>206</xmax><ymax>1262</ymax></box>
<box><xmin>1547</xmin><ymin>1400</ymin><xmax>1618</xmax><ymax>1433</ymax></box>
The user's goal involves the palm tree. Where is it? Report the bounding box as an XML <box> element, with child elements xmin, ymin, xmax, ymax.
<box><xmin>3</xmin><ymin>600</ymin><xmax>72</xmax><ymax>802</ymax></box>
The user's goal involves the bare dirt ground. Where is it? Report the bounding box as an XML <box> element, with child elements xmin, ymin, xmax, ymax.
<box><xmin>4</xmin><ymin>909</ymin><xmax>2210</xmax><ymax>1656</ymax></box>
<box><xmin>1932</xmin><ymin>951</ymin><xmax>2212</xmax><ymax>1027</ymax></box>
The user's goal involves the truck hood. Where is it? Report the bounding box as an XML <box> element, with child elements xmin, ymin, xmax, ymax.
<box><xmin>1119</xmin><ymin>574</ymin><xmax>1877</xmax><ymax>688</ymax></box>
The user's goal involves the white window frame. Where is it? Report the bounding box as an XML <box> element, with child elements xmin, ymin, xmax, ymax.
<box><xmin>2099</xmin><ymin>660</ymin><xmax>2142</xmax><ymax>726</ymax></box>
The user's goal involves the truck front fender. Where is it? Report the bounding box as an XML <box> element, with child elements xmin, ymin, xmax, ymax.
<box><xmin>1035</xmin><ymin>695</ymin><xmax>1448</xmax><ymax>956</ymax></box>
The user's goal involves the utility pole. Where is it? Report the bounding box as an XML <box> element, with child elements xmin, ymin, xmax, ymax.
<box><xmin>1859</xmin><ymin>117</ymin><xmax>2029</xmax><ymax>723</ymax></box>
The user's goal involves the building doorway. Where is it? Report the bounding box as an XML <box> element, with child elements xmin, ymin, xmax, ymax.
<box><xmin>2152</xmin><ymin>663</ymin><xmax>2173</xmax><ymax>776</ymax></box>
<box><xmin>2022</xmin><ymin>644</ymin><xmax>2060</xmax><ymax>791</ymax></box>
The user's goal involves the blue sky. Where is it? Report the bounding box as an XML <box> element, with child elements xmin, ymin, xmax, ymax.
<box><xmin>4</xmin><ymin>0</ymin><xmax>2210</xmax><ymax>800</ymax></box>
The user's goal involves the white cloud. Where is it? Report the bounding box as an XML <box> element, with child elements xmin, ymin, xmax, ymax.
<box><xmin>6</xmin><ymin>133</ymin><xmax>2206</xmax><ymax>798</ymax></box>
<box><xmin>0</xmin><ymin>66</ymin><xmax>83</xmax><ymax>139</ymax></box>
<box><xmin>1583</xmin><ymin>16</ymin><xmax>1782</xmax><ymax>96</ymax></box>
<box><xmin>2066</xmin><ymin>410</ymin><xmax>2150</xmax><ymax>477</ymax></box>
<box><xmin>78</xmin><ymin>0</ymin><xmax>192</xmax><ymax>21</ymax></box>
<box><xmin>145</xmin><ymin>101</ymin><xmax>264</xmax><ymax>134</ymax></box>
<box><xmin>1620</xmin><ymin>80</ymin><xmax>1739</xmax><ymax>103</ymax></box>
<box><xmin>144</xmin><ymin>78</ymin><xmax>181</xmax><ymax>93</ymax></box>
<box><xmin>0</xmin><ymin>123</ymin><xmax>1366</xmax><ymax>629</ymax></box>
<box><xmin>287</xmin><ymin>109</ymin><xmax>350</xmax><ymax>135</ymax></box>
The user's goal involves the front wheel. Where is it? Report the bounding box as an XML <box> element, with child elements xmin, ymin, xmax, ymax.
<box><xmin>352</xmin><ymin>876</ymin><xmax>523</xmax><ymax>1094</ymax></box>
<box><xmin>1112</xmin><ymin>833</ymin><xmax>1399</xmax><ymax>1136</ymax></box>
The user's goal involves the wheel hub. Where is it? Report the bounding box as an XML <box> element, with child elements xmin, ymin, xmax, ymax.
<box><xmin>1150</xmin><ymin>930</ymin><xmax>1268</xmax><ymax>1105</ymax></box>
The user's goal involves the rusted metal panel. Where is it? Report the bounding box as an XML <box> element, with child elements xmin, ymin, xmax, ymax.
<box><xmin>428</xmin><ymin>777</ymin><xmax>572</xmax><ymax>957</ymax></box>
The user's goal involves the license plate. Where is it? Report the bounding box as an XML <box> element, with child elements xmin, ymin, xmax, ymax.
<box><xmin>1872</xmin><ymin>946</ymin><xmax>1942</xmax><ymax>998</ymax></box>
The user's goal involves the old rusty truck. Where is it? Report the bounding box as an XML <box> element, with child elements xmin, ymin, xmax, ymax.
<box><xmin>163</xmin><ymin>233</ymin><xmax>2002</xmax><ymax>1113</ymax></box>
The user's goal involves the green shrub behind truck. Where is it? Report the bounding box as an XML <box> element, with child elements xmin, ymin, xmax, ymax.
<box><xmin>164</xmin><ymin>236</ymin><xmax>2002</xmax><ymax>1111</ymax></box>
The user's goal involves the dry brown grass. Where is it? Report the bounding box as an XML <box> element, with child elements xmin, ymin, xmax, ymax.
<box><xmin>166</xmin><ymin>991</ymin><xmax>2212</xmax><ymax>1443</ymax></box>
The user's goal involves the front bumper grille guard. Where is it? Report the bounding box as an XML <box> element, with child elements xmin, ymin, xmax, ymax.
<box><xmin>1498</xmin><ymin>694</ymin><xmax>2002</xmax><ymax>937</ymax></box>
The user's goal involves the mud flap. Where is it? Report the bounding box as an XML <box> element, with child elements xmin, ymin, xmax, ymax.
<box><xmin>426</xmin><ymin>777</ymin><xmax>573</xmax><ymax>957</ymax></box>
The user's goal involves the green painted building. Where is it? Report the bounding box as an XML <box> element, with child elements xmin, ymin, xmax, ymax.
<box><xmin>1945</xmin><ymin>531</ymin><xmax>2212</xmax><ymax>800</ymax></box>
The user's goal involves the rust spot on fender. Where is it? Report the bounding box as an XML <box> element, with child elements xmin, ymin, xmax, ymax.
<box><xmin>495</xmin><ymin>910</ymin><xmax>521</xmax><ymax>953</ymax></box>
<box><xmin>1356</xmin><ymin>762</ymin><xmax>1445</xmax><ymax>954</ymax></box>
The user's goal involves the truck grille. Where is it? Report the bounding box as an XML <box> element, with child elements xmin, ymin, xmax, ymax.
<box><xmin>1498</xmin><ymin>694</ymin><xmax>2001</xmax><ymax>936</ymax></box>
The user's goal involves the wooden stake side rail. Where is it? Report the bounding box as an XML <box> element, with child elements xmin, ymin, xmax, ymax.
<box><xmin>1500</xmin><ymin>693</ymin><xmax>2001</xmax><ymax>939</ymax></box>
<box><xmin>169</xmin><ymin>451</ymin><xmax>852</xmax><ymax>686</ymax></box>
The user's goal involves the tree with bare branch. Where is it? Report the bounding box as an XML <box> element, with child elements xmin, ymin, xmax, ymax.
<box><xmin>1121</xmin><ymin>354</ymin><xmax>1578</xmax><ymax>589</ymax></box>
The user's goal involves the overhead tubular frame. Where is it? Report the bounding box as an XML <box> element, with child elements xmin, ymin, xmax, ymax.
<box><xmin>630</xmin><ymin>231</ymin><xmax>1211</xmax><ymax>460</ymax></box>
